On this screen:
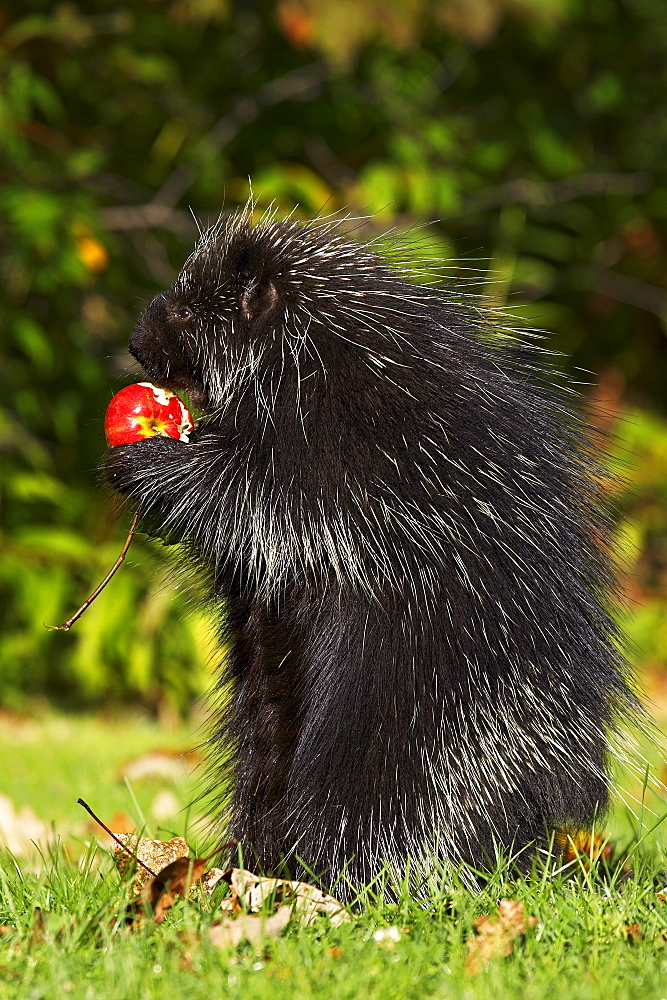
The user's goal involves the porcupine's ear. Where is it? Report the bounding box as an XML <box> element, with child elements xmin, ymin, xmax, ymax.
<box><xmin>239</xmin><ymin>278</ymin><xmax>280</xmax><ymax>324</ymax></box>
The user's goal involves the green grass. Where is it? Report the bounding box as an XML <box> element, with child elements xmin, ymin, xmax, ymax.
<box><xmin>1</xmin><ymin>711</ymin><xmax>667</xmax><ymax>1000</ymax></box>
<box><xmin>0</xmin><ymin>710</ymin><xmax>205</xmax><ymax>839</ymax></box>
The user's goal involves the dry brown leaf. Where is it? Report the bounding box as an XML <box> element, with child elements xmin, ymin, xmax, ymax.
<box><xmin>209</xmin><ymin>905</ymin><xmax>292</xmax><ymax>949</ymax></box>
<box><xmin>225</xmin><ymin>867</ymin><xmax>261</xmax><ymax>897</ymax></box>
<box><xmin>146</xmin><ymin>856</ymin><xmax>210</xmax><ymax>905</ymax></box>
<box><xmin>555</xmin><ymin>828</ymin><xmax>613</xmax><ymax>867</ymax></box>
<box><xmin>624</xmin><ymin>923</ymin><xmax>642</xmax><ymax>942</ymax></box>
<box><xmin>280</xmin><ymin>881</ymin><xmax>350</xmax><ymax>927</ymax></box>
<box><xmin>113</xmin><ymin>835</ymin><xmax>190</xmax><ymax>891</ymax></box>
<box><xmin>0</xmin><ymin>794</ymin><xmax>53</xmax><ymax>857</ymax></box>
<box><xmin>465</xmin><ymin>899</ymin><xmax>537</xmax><ymax>975</ymax></box>
<box><xmin>117</xmin><ymin>856</ymin><xmax>346</xmax><ymax>931</ymax></box>
<box><xmin>213</xmin><ymin>867</ymin><xmax>260</xmax><ymax>914</ymax></box>
<box><xmin>219</xmin><ymin>869</ymin><xmax>349</xmax><ymax>927</ymax></box>
<box><xmin>201</xmin><ymin>867</ymin><xmax>227</xmax><ymax>894</ymax></box>
<box><xmin>144</xmin><ymin>856</ymin><xmax>209</xmax><ymax>924</ymax></box>
<box><xmin>116</xmin><ymin>747</ymin><xmax>201</xmax><ymax>783</ymax></box>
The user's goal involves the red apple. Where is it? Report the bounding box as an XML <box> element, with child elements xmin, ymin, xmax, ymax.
<box><xmin>104</xmin><ymin>383</ymin><xmax>194</xmax><ymax>447</ymax></box>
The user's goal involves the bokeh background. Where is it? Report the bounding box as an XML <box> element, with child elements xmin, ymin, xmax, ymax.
<box><xmin>1</xmin><ymin>0</ymin><xmax>666</xmax><ymax>731</ymax></box>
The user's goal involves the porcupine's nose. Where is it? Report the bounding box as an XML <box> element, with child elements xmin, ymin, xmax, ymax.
<box><xmin>129</xmin><ymin>292</ymin><xmax>191</xmax><ymax>390</ymax></box>
<box><xmin>129</xmin><ymin>293</ymin><xmax>168</xmax><ymax>365</ymax></box>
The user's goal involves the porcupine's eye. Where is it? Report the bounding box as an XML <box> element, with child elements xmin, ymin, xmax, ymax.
<box><xmin>174</xmin><ymin>305</ymin><xmax>194</xmax><ymax>325</ymax></box>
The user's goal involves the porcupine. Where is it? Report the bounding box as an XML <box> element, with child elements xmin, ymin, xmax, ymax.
<box><xmin>105</xmin><ymin>205</ymin><xmax>635</xmax><ymax>892</ymax></box>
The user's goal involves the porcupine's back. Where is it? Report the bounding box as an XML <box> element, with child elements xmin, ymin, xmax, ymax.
<box><xmin>128</xmin><ymin>210</ymin><xmax>638</xmax><ymax>885</ymax></box>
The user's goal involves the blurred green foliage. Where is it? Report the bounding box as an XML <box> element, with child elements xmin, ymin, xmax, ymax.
<box><xmin>610</xmin><ymin>404</ymin><xmax>667</xmax><ymax>674</ymax></box>
<box><xmin>0</xmin><ymin>0</ymin><xmax>665</xmax><ymax>710</ymax></box>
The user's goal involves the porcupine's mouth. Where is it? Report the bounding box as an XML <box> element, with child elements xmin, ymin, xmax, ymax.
<box><xmin>157</xmin><ymin>377</ymin><xmax>210</xmax><ymax>417</ymax></box>
<box><xmin>181</xmin><ymin>382</ymin><xmax>209</xmax><ymax>414</ymax></box>
<box><xmin>129</xmin><ymin>308</ymin><xmax>211</xmax><ymax>416</ymax></box>
<box><xmin>133</xmin><ymin>347</ymin><xmax>210</xmax><ymax>415</ymax></box>
<box><xmin>133</xmin><ymin>349</ymin><xmax>210</xmax><ymax>414</ymax></box>
<box><xmin>137</xmin><ymin>363</ymin><xmax>210</xmax><ymax>417</ymax></box>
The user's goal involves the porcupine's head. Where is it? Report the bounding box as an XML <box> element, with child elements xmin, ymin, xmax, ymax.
<box><xmin>128</xmin><ymin>206</ymin><xmax>427</xmax><ymax>417</ymax></box>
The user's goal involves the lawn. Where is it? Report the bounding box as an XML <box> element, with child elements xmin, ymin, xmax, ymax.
<box><xmin>0</xmin><ymin>709</ymin><xmax>666</xmax><ymax>1000</ymax></box>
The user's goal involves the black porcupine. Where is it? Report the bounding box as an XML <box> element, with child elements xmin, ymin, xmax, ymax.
<box><xmin>105</xmin><ymin>206</ymin><xmax>635</xmax><ymax>891</ymax></box>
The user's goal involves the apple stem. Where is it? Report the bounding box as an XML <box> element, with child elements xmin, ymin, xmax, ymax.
<box><xmin>45</xmin><ymin>511</ymin><xmax>141</xmax><ymax>631</ymax></box>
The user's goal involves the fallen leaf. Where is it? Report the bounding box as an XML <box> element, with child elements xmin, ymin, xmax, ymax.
<box><xmin>465</xmin><ymin>899</ymin><xmax>537</xmax><ymax>975</ymax></box>
<box><xmin>117</xmin><ymin>748</ymin><xmax>201</xmax><ymax>783</ymax></box>
<box><xmin>555</xmin><ymin>828</ymin><xmax>613</xmax><ymax>867</ymax></box>
<box><xmin>219</xmin><ymin>869</ymin><xmax>349</xmax><ymax>927</ymax></box>
<box><xmin>113</xmin><ymin>835</ymin><xmax>189</xmax><ymax>891</ymax></box>
<box><xmin>209</xmin><ymin>906</ymin><xmax>292</xmax><ymax>949</ymax></box>
<box><xmin>225</xmin><ymin>867</ymin><xmax>261</xmax><ymax>897</ymax></box>
<box><xmin>201</xmin><ymin>867</ymin><xmax>227</xmax><ymax>894</ymax></box>
<box><xmin>144</xmin><ymin>857</ymin><xmax>209</xmax><ymax>924</ymax></box>
<box><xmin>624</xmin><ymin>923</ymin><xmax>642</xmax><ymax>942</ymax></box>
<box><xmin>0</xmin><ymin>794</ymin><xmax>53</xmax><ymax>857</ymax></box>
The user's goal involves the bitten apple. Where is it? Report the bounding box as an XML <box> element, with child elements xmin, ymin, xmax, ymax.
<box><xmin>104</xmin><ymin>383</ymin><xmax>194</xmax><ymax>446</ymax></box>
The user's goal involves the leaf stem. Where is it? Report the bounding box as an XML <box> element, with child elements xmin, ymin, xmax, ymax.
<box><xmin>45</xmin><ymin>511</ymin><xmax>140</xmax><ymax>631</ymax></box>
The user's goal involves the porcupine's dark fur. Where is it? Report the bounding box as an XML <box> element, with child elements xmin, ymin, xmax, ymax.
<box><xmin>105</xmin><ymin>206</ymin><xmax>636</xmax><ymax>892</ymax></box>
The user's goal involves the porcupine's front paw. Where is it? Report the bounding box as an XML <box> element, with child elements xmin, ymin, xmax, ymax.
<box><xmin>104</xmin><ymin>435</ymin><xmax>185</xmax><ymax>499</ymax></box>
